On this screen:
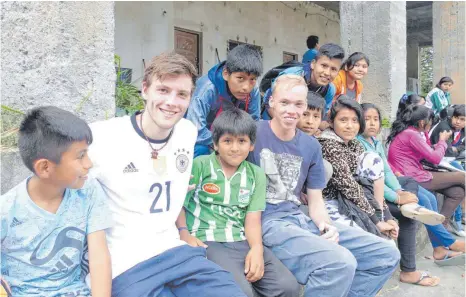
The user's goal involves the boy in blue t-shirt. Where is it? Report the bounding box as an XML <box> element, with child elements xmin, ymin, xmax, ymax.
<box><xmin>1</xmin><ymin>106</ymin><xmax>112</xmax><ymax>297</ymax></box>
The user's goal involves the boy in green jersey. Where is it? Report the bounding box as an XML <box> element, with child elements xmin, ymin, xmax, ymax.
<box><xmin>181</xmin><ymin>109</ymin><xmax>299</xmax><ymax>297</ymax></box>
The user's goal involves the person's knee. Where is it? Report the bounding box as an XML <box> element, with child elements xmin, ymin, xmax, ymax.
<box><xmin>379</xmin><ymin>240</ymin><xmax>401</xmax><ymax>268</ymax></box>
<box><xmin>321</xmin><ymin>246</ymin><xmax>357</xmax><ymax>277</ymax></box>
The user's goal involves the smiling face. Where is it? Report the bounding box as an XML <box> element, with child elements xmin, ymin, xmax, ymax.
<box><xmin>223</xmin><ymin>70</ymin><xmax>258</xmax><ymax>101</ymax></box>
<box><xmin>297</xmin><ymin>108</ymin><xmax>322</xmax><ymax>136</ymax></box>
<box><xmin>269</xmin><ymin>83</ymin><xmax>308</xmax><ymax>133</ymax></box>
<box><xmin>363</xmin><ymin>108</ymin><xmax>381</xmax><ymax>138</ymax></box>
<box><xmin>142</xmin><ymin>74</ymin><xmax>193</xmax><ymax>131</ymax></box>
<box><xmin>48</xmin><ymin>140</ymin><xmax>93</xmax><ymax>189</ymax></box>
<box><xmin>347</xmin><ymin>58</ymin><xmax>369</xmax><ymax>81</ymax></box>
<box><xmin>310</xmin><ymin>56</ymin><xmax>342</xmax><ymax>86</ymax></box>
<box><xmin>214</xmin><ymin>133</ymin><xmax>254</xmax><ymax>170</ymax></box>
<box><xmin>331</xmin><ymin>108</ymin><xmax>360</xmax><ymax>143</ymax></box>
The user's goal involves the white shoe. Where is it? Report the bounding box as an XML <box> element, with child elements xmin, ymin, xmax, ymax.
<box><xmin>400</xmin><ymin>203</ymin><xmax>445</xmax><ymax>226</ymax></box>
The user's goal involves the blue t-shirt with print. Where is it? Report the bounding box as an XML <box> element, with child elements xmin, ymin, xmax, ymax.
<box><xmin>247</xmin><ymin>120</ymin><xmax>326</xmax><ymax>218</ymax></box>
<box><xmin>1</xmin><ymin>178</ymin><xmax>112</xmax><ymax>297</ymax></box>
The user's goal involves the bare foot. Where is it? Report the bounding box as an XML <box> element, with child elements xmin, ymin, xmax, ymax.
<box><xmin>433</xmin><ymin>246</ymin><xmax>463</xmax><ymax>260</ymax></box>
<box><xmin>400</xmin><ymin>271</ymin><xmax>440</xmax><ymax>286</ymax></box>
<box><xmin>449</xmin><ymin>240</ymin><xmax>466</xmax><ymax>253</ymax></box>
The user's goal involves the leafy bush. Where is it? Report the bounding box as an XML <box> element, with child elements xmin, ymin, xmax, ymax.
<box><xmin>115</xmin><ymin>55</ymin><xmax>144</xmax><ymax>116</ymax></box>
<box><xmin>381</xmin><ymin>117</ymin><xmax>392</xmax><ymax>129</ymax></box>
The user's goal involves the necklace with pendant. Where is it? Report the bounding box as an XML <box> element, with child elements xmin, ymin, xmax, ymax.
<box><xmin>139</xmin><ymin>110</ymin><xmax>173</xmax><ymax>159</ymax></box>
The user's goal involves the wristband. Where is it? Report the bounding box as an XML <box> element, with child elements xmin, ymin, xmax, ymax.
<box><xmin>178</xmin><ymin>226</ymin><xmax>188</xmax><ymax>232</ymax></box>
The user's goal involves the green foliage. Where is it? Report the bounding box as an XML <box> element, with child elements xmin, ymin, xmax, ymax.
<box><xmin>381</xmin><ymin>117</ymin><xmax>392</xmax><ymax>129</ymax></box>
<box><xmin>420</xmin><ymin>46</ymin><xmax>433</xmax><ymax>95</ymax></box>
<box><xmin>115</xmin><ymin>55</ymin><xmax>144</xmax><ymax>116</ymax></box>
<box><xmin>1</xmin><ymin>105</ymin><xmax>25</xmax><ymax>151</ymax></box>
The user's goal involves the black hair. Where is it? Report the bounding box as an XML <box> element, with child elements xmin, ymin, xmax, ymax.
<box><xmin>396</xmin><ymin>94</ymin><xmax>424</xmax><ymax>120</ymax></box>
<box><xmin>361</xmin><ymin>103</ymin><xmax>382</xmax><ymax>130</ymax></box>
<box><xmin>453</xmin><ymin>104</ymin><xmax>466</xmax><ymax>118</ymax></box>
<box><xmin>306</xmin><ymin>35</ymin><xmax>319</xmax><ymax>49</ymax></box>
<box><xmin>329</xmin><ymin>95</ymin><xmax>365</xmax><ymax>134</ymax></box>
<box><xmin>212</xmin><ymin>108</ymin><xmax>257</xmax><ymax>145</ymax></box>
<box><xmin>306</xmin><ymin>91</ymin><xmax>326</xmax><ymax>116</ymax></box>
<box><xmin>341</xmin><ymin>52</ymin><xmax>370</xmax><ymax>71</ymax></box>
<box><xmin>387</xmin><ymin>105</ymin><xmax>434</xmax><ymax>145</ymax></box>
<box><xmin>315</xmin><ymin>43</ymin><xmax>345</xmax><ymax>61</ymax></box>
<box><xmin>225</xmin><ymin>44</ymin><xmax>263</xmax><ymax>77</ymax></box>
<box><xmin>436</xmin><ymin>76</ymin><xmax>454</xmax><ymax>89</ymax></box>
<box><xmin>18</xmin><ymin>106</ymin><xmax>93</xmax><ymax>173</ymax></box>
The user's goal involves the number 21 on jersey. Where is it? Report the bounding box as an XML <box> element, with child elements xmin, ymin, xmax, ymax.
<box><xmin>149</xmin><ymin>181</ymin><xmax>171</xmax><ymax>213</ymax></box>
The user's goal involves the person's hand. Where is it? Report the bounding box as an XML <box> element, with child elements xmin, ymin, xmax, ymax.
<box><xmin>452</xmin><ymin>147</ymin><xmax>458</xmax><ymax>153</ymax></box>
<box><xmin>394</xmin><ymin>171</ymin><xmax>404</xmax><ymax>177</ymax></box>
<box><xmin>179</xmin><ymin>230</ymin><xmax>207</xmax><ymax>248</ymax></box>
<box><xmin>386</xmin><ymin>220</ymin><xmax>399</xmax><ymax>239</ymax></box>
<box><xmin>187</xmin><ymin>175</ymin><xmax>196</xmax><ymax>192</ymax></box>
<box><xmin>244</xmin><ymin>246</ymin><xmax>264</xmax><ymax>283</ymax></box>
<box><xmin>319</xmin><ymin>222</ymin><xmax>339</xmax><ymax>243</ymax></box>
<box><xmin>376</xmin><ymin>221</ymin><xmax>394</xmax><ymax>236</ymax></box>
<box><xmin>300</xmin><ymin>192</ymin><xmax>309</xmax><ymax>205</ymax></box>
<box><xmin>396</xmin><ymin>191</ymin><xmax>418</xmax><ymax>205</ymax></box>
<box><xmin>314</xmin><ymin>129</ymin><xmax>322</xmax><ymax>137</ymax></box>
<box><xmin>439</xmin><ymin>130</ymin><xmax>453</xmax><ymax>142</ymax></box>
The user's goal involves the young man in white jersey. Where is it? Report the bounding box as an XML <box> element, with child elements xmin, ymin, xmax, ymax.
<box><xmin>89</xmin><ymin>52</ymin><xmax>246</xmax><ymax>297</ymax></box>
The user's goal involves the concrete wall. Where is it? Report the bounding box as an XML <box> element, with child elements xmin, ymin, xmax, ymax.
<box><xmin>1</xmin><ymin>2</ymin><xmax>115</xmax><ymax>194</ymax></box>
<box><xmin>433</xmin><ymin>1</ymin><xmax>465</xmax><ymax>104</ymax></box>
<box><xmin>115</xmin><ymin>2</ymin><xmax>175</xmax><ymax>85</ymax></box>
<box><xmin>115</xmin><ymin>1</ymin><xmax>340</xmax><ymax>85</ymax></box>
<box><xmin>340</xmin><ymin>1</ymin><xmax>406</xmax><ymax>120</ymax></box>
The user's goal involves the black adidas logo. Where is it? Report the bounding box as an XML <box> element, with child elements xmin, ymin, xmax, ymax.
<box><xmin>10</xmin><ymin>217</ymin><xmax>23</xmax><ymax>228</ymax></box>
<box><xmin>123</xmin><ymin>162</ymin><xmax>138</xmax><ymax>173</ymax></box>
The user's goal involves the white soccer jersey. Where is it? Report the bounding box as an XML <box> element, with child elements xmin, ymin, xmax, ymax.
<box><xmin>88</xmin><ymin>114</ymin><xmax>197</xmax><ymax>278</ymax></box>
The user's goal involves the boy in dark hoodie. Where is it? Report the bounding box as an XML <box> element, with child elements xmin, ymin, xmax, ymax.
<box><xmin>186</xmin><ymin>44</ymin><xmax>263</xmax><ymax>158</ymax></box>
<box><xmin>261</xmin><ymin>43</ymin><xmax>345</xmax><ymax>127</ymax></box>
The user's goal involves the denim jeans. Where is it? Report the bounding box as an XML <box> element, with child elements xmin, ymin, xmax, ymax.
<box><xmin>261</xmin><ymin>203</ymin><xmax>400</xmax><ymax>297</ymax></box>
<box><xmin>417</xmin><ymin>186</ymin><xmax>456</xmax><ymax>248</ymax></box>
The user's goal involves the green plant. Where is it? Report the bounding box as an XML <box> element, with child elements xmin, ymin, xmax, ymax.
<box><xmin>1</xmin><ymin>105</ymin><xmax>25</xmax><ymax>151</ymax></box>
<box><xmin>115</xmin><ymin>55</ymin><xmax>144</xmax><ymax>116</ymax></box>
<box><xmin>381</xmin><ymin>117</ymin><xmax>392</xmax><ymax>129</ymax></box>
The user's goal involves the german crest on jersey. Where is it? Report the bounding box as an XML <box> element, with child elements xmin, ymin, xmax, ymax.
<box><xmin>175</xmin><ymin>148</ymin><xmax>190</xmax><ymax>173</ymax></box>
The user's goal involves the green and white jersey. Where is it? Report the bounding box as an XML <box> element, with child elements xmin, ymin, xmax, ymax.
<box><xmin>184</xmin><ymin>153</ymin><xmax>266</xmax><ymax>242</ymax></box>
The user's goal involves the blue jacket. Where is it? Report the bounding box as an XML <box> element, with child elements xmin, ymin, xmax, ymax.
<box><xmin>261</xmin><ymin>63</ymin><xmax>336</xmax><ymax>120</ymax></box>
<box><xmin>302</xmin><ymin>48</ymin><xmax>318</xmax><ymax>63</ymax></box>
<box><xmin>186</xmin><ymin>62</ymin><xmax>261</xmax><ymax>147</ymax></box>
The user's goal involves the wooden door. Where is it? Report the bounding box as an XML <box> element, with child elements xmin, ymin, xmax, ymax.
<box><xmin>174</xmin><ymin>28</ymin><xmax>202</xmax><ymax>75</ymax></box>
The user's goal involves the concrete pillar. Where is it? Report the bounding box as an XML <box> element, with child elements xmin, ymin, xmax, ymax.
<box><xmin>1</xmin><ymin>2</ymin><xmax>115</xmax><ymax>193</ymax></box>
<box><xmin>407</xmin><ymin>40</ymin><xmax>420</xmax><ymax>94</ymax></box>
<box><xmin>340</xmin><ymin>1</ymin><xmax>407</xmax><ymax>120</ymax></box>
<box><xmin>407</xmin><ymin>40</ymin><xmax>419</xmax><ymax>79</ymax></box>
<box><xmin>433</xmin><ymin>1</ymin><xmax>465</xmax><ymax>104</ymax></box>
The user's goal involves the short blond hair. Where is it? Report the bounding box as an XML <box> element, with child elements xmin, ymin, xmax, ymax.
<box><xmin>143</xmin><ymin>51</ymin><xmax>198</xmax><ymax>90</ymax></box>
<box><xmin>272</xmin><ymin>74</ymin><xmax>307</xmax><ymax>96</ymax></box>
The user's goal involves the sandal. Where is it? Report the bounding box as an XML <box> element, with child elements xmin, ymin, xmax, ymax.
<box><xmin>434</xmin><ymin>250</ymin><xmax>466</xmax><ymax>266</ymax></box>
<box><xmin>409</xmin><ymin>271</ymin><xmax>440</xmax><ymax>287</ymax></box>
<box><xmin>400</xmin><ymin>203</ymin><xmax>445</xmax><ymax>226</ymax></box>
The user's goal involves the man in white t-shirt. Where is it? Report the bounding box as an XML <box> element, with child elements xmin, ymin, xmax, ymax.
<box><xmin>89</xmin><ymin>52</ymin><xmax>246</xmax><ymax>297</ymax></box>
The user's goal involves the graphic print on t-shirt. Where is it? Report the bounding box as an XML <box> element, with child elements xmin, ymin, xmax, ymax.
<box><xmin>29</xmin><ymin>226</ymin><xmax>85</xmax><ymax>281</ymax></box>
<box><xmin>260</xmin><ymin>148</ymin><xmax>303</xmax><ymax>202</ymax></box>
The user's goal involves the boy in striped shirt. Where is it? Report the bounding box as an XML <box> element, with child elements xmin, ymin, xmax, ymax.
<box><xmin>182</xmin><ymin>109</ymin><xmax>299</xmax><ymax>297</ymax></box>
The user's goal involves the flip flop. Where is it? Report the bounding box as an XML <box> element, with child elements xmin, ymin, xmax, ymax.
<box><xmin>402</xmin><ymin>271</ymin><xmax>440</xmax><ymax>287</ymax></box>
<box><xmin>400</xmin><ymin>204</ymin><xmax>445</xmax><ymax>226</ymax></box>
<box><xmin>434</xmin><ymin>251</ymin><xmax>466</xmax><ymax>266</ymax></box>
